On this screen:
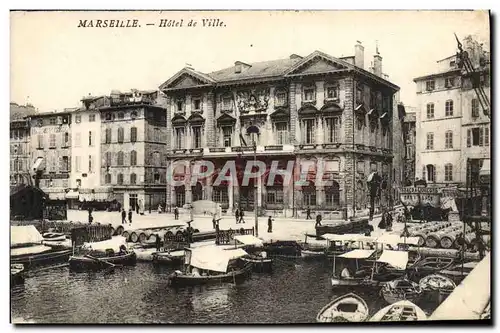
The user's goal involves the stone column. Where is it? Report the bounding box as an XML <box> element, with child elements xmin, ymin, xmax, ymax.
<box><xmin>343</xmin><ymin>75</ymin><xmax>355</xmax><ymax>217</ymax></box>
<box><xmin>289</xmin><ymin>82</ymin><xmax>298</xmax><ymax>145</ymax></box>
<box><xmin>206</xmin><ymin>91</ymin><xmax>216</xmax><ymax>147</ymax></box>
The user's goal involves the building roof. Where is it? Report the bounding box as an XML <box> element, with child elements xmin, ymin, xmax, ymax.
<box><xmin>413</xmin><ymin>68</ymin><xmax>461</xmax><ymax>82</ymax></box>
<box><xmin>10</xmin><ymin>103</ymin><xmax>35</xmax><ymax>121</ymax></box>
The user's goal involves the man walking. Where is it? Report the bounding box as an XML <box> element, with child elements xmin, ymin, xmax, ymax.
<box><xmin>235</xmin><ymin>208</ymin><xmax>240</xmax><ymax>224</ymax></box>
<box><xmin>121</xmin><ymin>209</ymin><xmax>126</xmax><ymax>224</ymax></box>
<box><xmin>239</xmin><ymin>210</ymin><xmax>245</xmax><ymax>224</ymax></box>
<box><xmin>267</xmin><ymin>216</ymin><xmax>273</xmax><ymax>233</ymax></box>
<box><xmin>128</xmin><ymin>209</ymin><xmax>133</xmax><ymax>225</ymax></box>
<box><xmin>306</xmin><ymin>207</ymin><xmax>312</xmax><ymax>220</ymax></box>
<box><xmin>174</xmin><ymin>207</ymin><xmax>179</xmax><ymax>220</ymax></box>
<box><xmin>155</xmin><ymin>233</ymin><xmax>161</xmax><ymax>252</ymax></box>
<box><xmin>315</xmin><ymin>213</ymin><xmax>322</xmax><ymax>227</ymax></box>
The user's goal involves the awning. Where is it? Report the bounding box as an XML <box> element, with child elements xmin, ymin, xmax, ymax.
<box><xmin>376</xmin><ymin>250</ymin><xmax>409</xmax><ymax>270</ymax></box>
<box><xmin>32</xmin><ymin>157</ymin><xmax>44</xmax><ymax>171</ymax></box>
<box><xmin>322</xmin><ymin>233</ymin><xmax>376</xmax><ymax>243</ymax></box>
<box><xmin>322</xmin><ymin>233</ymin><xmax>348</xmax><ymax>242</ymax></box>
<box><xmin>65</xmin><ymin>190</ymin><xmax>79</xmax><ymax>200</ymax></box>
<box><xmin>367</xmin><ymin>109</ymin><xmax>375</xmax><ymax>116</ymax></box>
<box><xmin>380</xmin><ymin>112</ymin><xmax>388</xmax><ymax>119</ymax></box>
<box><xmin>338</xmin><ymin>249</ymin><xmax>375</xmax><ymax>259</ymax></box>
<box><xmin>188</xmin><ymin>247</ymin><xmax>248</xmax><ymax>273</ymax></box>
<box><xmin>234</xmin><ymin>235</ymin><xmax>264</xmax><ymax>247</ymax></box>
<box><xmin>11</xmin><ymin>225</ymin><xmax>43</xmax><ymax>247</ymax></box>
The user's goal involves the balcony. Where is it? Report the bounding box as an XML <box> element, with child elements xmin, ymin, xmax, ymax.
<box><xmin>264</xmin><ymin>145</ymin><xmax>283</xmax><ymax>151</ymax></box>
<box><xmin>298</xmin><ymin>144</ymin><xmax>317</xmax><ymax>150</ymax></box>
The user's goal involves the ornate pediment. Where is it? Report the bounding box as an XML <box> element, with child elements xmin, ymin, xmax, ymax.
<box><xmin>187</xmin><ymin>113</ymin><xmax>205</xmax><ymax>125</ymax></box>
<box><xmin>284</xmin><ymin>51</ymin><xmax>350</xmax><ymax>77</ymax></box>
<box><xmin>298</xmin><ymin>103</ymin><xmax>320</xmax><ymax>116</ymax></box>
<box><xmin>171</xmin><ymin>114</ymin><xmax>187</xmax><ymax>125</ymax></box>
<box><xmin>216</xmin><ymin>113</ymin><xmax>236</xmax><ymax>125</ymax></box>
<box><xmin>270</xmin><ymin>107</ymin><xmax>290</xmax><ymax>120</ymax></box>
<box><xmin>235</xmin><ymin>88</ymin><xmax>270</xmax><ymax>114</ymax></box>
<box><xmin>320</xmin><ymin>101</ymin><xmax>342</xmax><ymax>113</ymax></box>
<box><xmin>159</xmin><ymin>68</ymin><xmax>215</xmax><ymax>91</ymax></box>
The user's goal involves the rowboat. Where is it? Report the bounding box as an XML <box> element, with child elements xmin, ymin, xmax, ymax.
<box><xmin>330</xmin><ymin>249</ymin><xmax>385</xmax><ymax>288</ymax></box>
<box><xmin>68</xmin><ymin>251</ymin><xmax>137</xmax><ymax>271</ymax></box>
<box><xmin>240</xmin><ymin>255</ymin><xmax>273</xmax><ymax>273</ymax></box>
<box><xmin>316</xmin><ymin>293</ymin><xmax>369</xmax><ymax>323</ymax></box>
<box><xmin>152</xmin><ymin>250</ymin><xmax>185</xmax><ymax>266</ymax></box>
<box><xmin>168</xmin><ymin>262</ymin><xmax>253</xmax><ymax>287</ymax></box>
<box><xmin>419</xmin><ymin>274</ymin><xmax>456</xmax><ymax>294</ymax></box>
<box><xmin>369</xmin><ymin>300</ymin><xmax>427</xmax><ymax>321</ymax></box>
<box><xmin>409</xmin><ymin>256</ymin><xmax>456</xmax><ymax>279</ymax></box>
<box><xmin>301</xmin><ymin>249</ymin><xmax>326</xmax><ymax>259</ymax></box>
<box><xmin>11</xmin><ymin>264</ymin><xmax>25</xmax><ymax>286</ymax></box>
<box><xmin>438</xmin><ymin>261</ymin><xmax>478</xmax><ymax>284</ymax></box>
<box><xmin>381</xmin><ymin>279</ymin><xmax>422</xmax><ymax>304</ymax></box>
<box><xmin>11</xmin><ymin>248</ymin><xmax>71</xmax><ymax>269</ymax></box>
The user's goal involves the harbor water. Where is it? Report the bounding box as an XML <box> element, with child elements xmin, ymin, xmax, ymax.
<box><xmin>11</xmin><ymin>260</ymin><xmax>439</xmax><ymax>324</ymax></box>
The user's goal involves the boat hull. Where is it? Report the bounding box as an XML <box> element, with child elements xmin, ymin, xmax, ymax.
<box><xmin>11</xmin><ymin>249</ymin><xmax>71</xmax><ymax>269</ymax></box>
<box><xmin>152</xmin><ymin>252</ymin><xmax>185</xmax><ymax>266</ymax></box>
<box><xmin>168</xmin><ymin>264</ymin><xmax>253</xmax><ymax>287</ymax></box>
<box><xmin>301</xmin><ymin>250</ymin><xmax>326</xmax><ymax>260</ymax></box>
<box><xmin>316</xmin><ymin>293</ymin><xmax>369</xmax><ymax>323</ymax></box>
<box><xmin>331</xmin><ymin>276</ymin><xmax>383</xmax><ymax>288</ymax></box>
<box><xmin>241</xmin><ymin>257</ymin><xmax>273</xmax><ymax>272</ymax></box>
<box><xmin>381</xmin><ymin>280</ymin><xmax>422</xmax><ymax>305</ymax></box>
<box><xmin>68</xmin><ymin>252</ymin><xmax>137</xmax><ymax>271</ymax></box>
<box><xmin>369</xmin><ymin>300</ymin><xmax>427</xmax><ymax>321</ymax></box>
<box><xmin>10</xmin><ymin>264</ymin><xmax>25</xmax><ymax>286</ymax></box>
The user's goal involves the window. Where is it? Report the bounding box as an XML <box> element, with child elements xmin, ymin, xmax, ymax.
<box><xmin>130</xmin><ymin>150</ymin><xmax>137</xmax><ymax>166</ymax></box>
<box><xmin>445</xmin><ymin>100</ymin><xmax>454</xmax><ymax>117</ymax></box>
<box><xmin>266</xmin><ymin>188</ymin><xmax>284</xmax><ymax>205</ymax></box>
<box><xmin>88</xmin><ymin>131</ymin><xmax>93</xmax><ymax>146</ymax></box>
<box><xmin>175</xmin><ymin>186</ymin><xmax>186</xmax><ymax>207</ymax></box>
<box><xmin>445</xmin><ymin>131</ymin><xmax>453</xmax><ymax>149</ymax></box>
<box><xmin>88</xmin><ymin>155</ymin><xmax>93</xmax><ymax>172</ymax></box>
<box><xmin>75</xmin><ymin>156</ymin><xmax>81</xmax><ymax>172</ymax></box>
<box><xmin>154</xmin><ymin>173</ymin><xmax>161</xmax><ymax>184</ymax></box>
<box><xmin>153</xmin><ymin>152</ymin><xmax>161</xmax><ymax>167</ymax></box>
<box><xmin>49</xmin><ymin>134</ymin><xmax>56</xmax><ymax>148</ymax></box>
<box><xmin>75</xmin><ymin>115</ymin><xmax>82</xmax><ymax>123</ymax></box>
<box><xmin>130</xmin><ymin>173</ymin><xmax>137</xmax><ymax>184</ymax></box>
<box><xmin>303</xmin><ymin>85</ymin><xmax>315</xmax><ymax>102</ymax></box>
<box><xmin>222</xmin><ymin>95</ymin><xmax>232</xmax><ymax>110</ymax></box>
<box><xmin>76</xmin><ymin>179</ymin><xmax>81</xmax><ymax>187</ymax></box>
<box><xmin>105</xmin><ymin>113</ymin><xmax>112</xmax><ymax>121</ymax></box>
<box><xmin>117</xmin><ymin>151</ymin><xmax>124</xmax><ymax>166</ymax></box>
<box><xmin>61</xmin><ymin>156</ymin><xmax>69</xmax><ymax>172</ymax></box>
<box><xmin>468</xmin><ymin>127</ymin><xmax>489</xmax><ymax>147</ymax></box>
<box><xmin>450</xmin><ymin>60</ymin><xmax>456</xmax><ymax>67</ymax></box>
<box><xmin>326</xmin><ymin>83</ymin><xmax>339</xmax><ymax>100</ymax></box>
<box><xmin>471</xmin><ymin>99</ymin><xmax>480</xmax><ymax>118</ymax></box>
<box><xmin>276</xmin><ymin>90</ymin><xmax>287</xmax><ymax>106</ymax></box>
<box><xmin>154</xmin><ymin>128</ymin><xmax>161</xmax><ymax>142</ymax></box>
<box><xmin>105</xmin><ymin>152</ymin><xmax>112</xmax><ymax>167</ymax></box>
<box><xmin>175</xmin><ymin>127</ymin><xmax>185</xmax><ymax>149</ymax></box>
<box><xmin>117</xmin><ymin>173</ymin><xmax>124</xmax><ymax>185</ymax></box>
<box><xmin>325</xmin><ymin>181</ymin><xmax>340</xmax><ymax>208</ymax></box>
<box><xmin>426</xmin><ymin>133</ymin><xmax>434</xmax><ymax>150</ymax></box>
<box><xmin>49</xmin><ymin>118</ymin><xmax>56</xmax><ymax>125</ymax></box>
<box><xmin>303</xmin><ymin>119</ymin><xmax>315</xmax><ymax>144</ymax></box>
<box><xmin>445</xmin><ymin>164</ymin><xmax>453</xmax><ymax>182</ymax></box>
<box><xmin>370</xmin><ymin>91</ymin><xmax>376</xmax><ymax>108</ymax></box>
<box><xmin>426</xmin><ymin>80</ymin><xmax>435</xmax><ymax>91</ymax></box>
<box><xmin>192</xmin><ymin>126</ymin><xmax>202</xmax><ymax>148</ymax></box>
<box><xmin>302</xmin><ymin>182</ymin><xmax>316</xmax><ymax>206</ymax></box>
<box><xmin>356</xmin><ymin>86</ymin><xmax>363</xmax><ymax>103</ymax></box>
<box><xmin>426</xmin><ymin>164</ymin><xmax>436</xmax><ymax>182</ymax></box>
<box><xmin>325</xmin><ymin>117</ymin><xmax>341</xmax><ymax>143</ymax></box>
<box><xmin>484</xmin><ymin>127</ymin><xmax>490</xmax><ymax>146</ymax></box>
<box><xmin>64</xmin><ymin>132</ymin><xmax>69</xmax><ymax>146</ymax></box>
<box><xmin>105</xmin><ymin>128</ymin><xmax>111</xmax><ymax>143</ymax></box>
<box><xmin>213</xmin><ymin>186</ymin><xmax>229</xmax><ymax>204</ymax></box>
<box><xmin>176</xmin><ymin>99</ymin><xmax>184</xmax><ymax>112</ymax></box>
<box><xmin>117</xmin><ymin>128</ymin><xmax>124</xmax><ymax>143</ymax></box>
<box><xmin>192</xmin><ymin>97</ymin><xmax>201</xmax><ymax>111</ymax></box>
<box><xmin>426</xmin><ymin>103</ymin><xmax>434</xmax><ymax>119</ymax></box>
<box><xmin>275</xmin><ymin>122</ymin><xmax>289</xmax><ymax>145</ymax></box>
<box><xmin>131</xmin><ymin>111</ymin><xmax>138</xmax><ymax>119</ymax></box>
<box><xmin>222</xmin><ymin>126</ymin><xmax>232</xmax><ymax>147</ymax></box>
<box><xmin>89</xmin><ymin>114</ymin><xmax>96</xmax><ymax>122</ymax></box>
<box><xmin>105</xmin><ymin>173</ymin><xmax>111</xmax><ymax>184</ymax></box>
<box><xmin>130</xmin><ymin>127</ymin><xmax>137</xmax><ymax>142</ymax></box>
<box><xmin>117</xmin><ymin>112</ymin><xmax>124</xmax><ymax>119</ymax></box>
<box><xmin>445</xmin><ymin>77</ymin><xmax>455</xmax><ymax>88</ymax></box>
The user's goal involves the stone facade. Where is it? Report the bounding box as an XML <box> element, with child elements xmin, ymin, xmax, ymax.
<box><xmin>160</xmin><ymin>46</ymin><xmax>400</xmax><ymax>218</ymax></box>
<box><xmin>10</xmin><ymin>103</ymin><xmax>35</xmax><ymax>186</ymax></box>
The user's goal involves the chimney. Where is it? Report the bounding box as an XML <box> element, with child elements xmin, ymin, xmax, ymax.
<box><xmin>354</xmin><ymin>41</ymin><xmax>364</xmax><ymax>69</ymax></box>
<box><xmin>373</xmin><ymin>53</ymin><xmax>382</xmax><ymax>77</ymax></box>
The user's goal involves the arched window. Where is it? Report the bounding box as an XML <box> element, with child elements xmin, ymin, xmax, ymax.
<box><xmin>175</xmin><ymin>185</ymin><xmax>185</xmax><ymax>207</ymax></box>
<box><xmin>266</xmin><ymin>174</ymin><xmax>284</xmax><ymax>207</ymax></box>
<box><xmin>117</xmin><ymin>173</ymin><xmax>124</xmax><ymax>185</ymax></box>
<box><xmin>212</xmin><ymin>173</ymin><xmax>229</xmax><ymax>207</ymax></box>
<box><xmin>105</xmin><ymin>151</ymin><xmax>112</xmax><ymax>167</ymax></box>
<box><xmin>130</xmin><ymin>127</ymin><xmax>137</xmax><ymax>142</ymax></box>
<box><xmin>130</xmin><ymin>150</ymin><xmax>137</xmax><ymax>166</ymax></box>
<box><xmin>130</xmin><ymin>173</ymin><xmax>137</xmax><ymax>185</ymax></box>
<box><xmin>192</xmin><ymin>182</ymin><xmax>203</xmax><ymax>202</ymax></box>
<box><xmin>153</xmin><ymin>152</ymin><xmax>161</xmax><ymax>167</ymax></box>
<box><xmin>426</xmin><ymin>103</ymin><xmax>434</xmax><ymax>119</ymax></box>
<box><xmin>302</xmin><ymin>180</ymin><xmax>316</xmax><ymax>207</ymax></box>
<box><xmin>325</xmin><ymin>180</ymin><xmax>340</xmax><ymax>209</ymax></box>
<box><xmin>131</xmin><ymin>111</ymin><xmax>138</xmax><ymax>119</ymax></box>
<box><xmin>356</xmin><ymin>180</ymin><xmax>365</xmax><ymax>210</ymax></box>
<box><xmin>444</xmin><ymin>164</ymin><xmax>453</xmax><ymax>182</ymax></box>
<box><xmin>445</xmin><ymin>100</ymin><xmax>454</xmax><ymax>117</ymax></box>
<box><xmin>117</xmin><ymin>151</ymin><xmax>124</xmax><ymax>166</ymax></box>
<box><xmin>117</xmin><ymin>127</ymin><xmax>124</xmax><ymax>143</ymax></box>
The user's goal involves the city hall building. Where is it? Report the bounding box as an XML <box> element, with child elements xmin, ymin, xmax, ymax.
<box><xmin>160</xmin><ymin>42</ymin><xmax>401</xmax><ymax>219</ymax></box>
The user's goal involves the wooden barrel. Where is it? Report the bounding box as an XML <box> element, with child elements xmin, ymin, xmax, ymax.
<box><xmin>130</xmin><ymin>231</ymin><xmax>140</xmax><ymax>243</ymax></box>
<box><xmin>109</xmin><ymin>226</ymin><xmax>115</xmax><ymax>236</ymax></box>
<box><xmin>115</xmin><ymin>225</ymin><xmax>124</xmax><ymax>236</ymax></box>
<box><xmin>138</xmin><ymin>230</ymin><xmax>151</xmax><ymax>243</ymax></box>
<box><xmin>425</xmin><ymin>234</ymin><xmax>441</xmax><ymax>248</ymax></box>
<box><xmin>122</xmin><ymin>231</ymin><xmax>130</xmax><ymax>242</ymax></box>
<box><xmin>441</xmin><ymin>230</ymin><xmax>461</xmax><ymax>249</ymax></box>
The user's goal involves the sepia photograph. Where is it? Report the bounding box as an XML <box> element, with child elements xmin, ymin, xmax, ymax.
<box><xmin>9</xmin><ymin>9</ymin><xmax>491</xmax><ymax>324</ymax></box>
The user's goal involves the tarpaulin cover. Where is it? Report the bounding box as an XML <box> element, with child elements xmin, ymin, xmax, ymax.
<box><xmin>11</xmin><ymin>225</ymin><xmax>43</xmax><ymax>247</ymax></box>
<box><xmin>81</xmin><ymin>236</ymin><xmax>128</xmax><ymax>253</ymax></box>
<box><xmin>187</xmin><ymin>247</ymin><xmax>248</xmax><ymax>273</ymax></box>
<box><xmin>234</xmin><ymin>235</ymin><xmax>264</xmax><ymax>247</ymax></box>
<box><xmin>338</xmin><ymin>249</ymin><xmax>375</xmax><ymax>259</ymax></box>
<box><xmin>376</xmin><ymin>250</ymin><xmax>409</xmax><ymax>270</ymax></box>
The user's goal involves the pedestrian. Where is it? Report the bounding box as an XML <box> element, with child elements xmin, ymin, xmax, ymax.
<box><xmin>386</xmin><ymin>211</ymin><xmax>393</xmax><ymax>231</ymax></box>
<box><xmin>315</xmin><ymin>213</ymin><xmax>322</xmax><ymax>227</ymax></box>
<box><xmin>235</xmin><ymin>208</ymin><xmax>240</xmax><ymax>224</ymax></box>
<box><xmin>306</xmin><ymin>207</ymin><xmax>312</xmax><ymax>220</ymax></box>
<box><xmin>239</xmin><ymin>210</ymin><xmax>245</xmax><ymax>223</ymax></box>
<box><xmin>128</xmin><ymin>209</ymin><xmax>133</xmax><ymax>225</ymax></box>
<box><xmin>212</xmin><ymin>214</ymin><xmax>217</xmax><ymax>229</ymax></box>
<box><xmin>88</xmin><ymin>207</ymin><xmax>93</xmax><ymax>224</ymax></box>
<box><xmin>136</xmin><ymin>202</ymin><xmax>139</xmax><ymax>215</ymax></box>
<box><xmin>155</xmin><ymin>233</ymin><xmax>161</xmax><ymax>252</ymax></box>
<box><xmin>378</xmin><ymin>210</ymin><xmax>387</xmax><ymax>229</ymax></box>
<box><xmin>215</xmin><ymin>222</ymin><xmax>220</xmax><ymax>245</ymax></box>
<box><xmin>121</xmin><ymin>209</ymin><xmax>126</xmax><ymax>224</ymax></box>
<box><xmin>174</xmin><ymin>207</ymin><xmax>179</xmax><ymax>220</ymax></box>
<box><xmin>267</xmin><ymin>216</ymin><xmax>273</xmax><ymax>233</ymax></box>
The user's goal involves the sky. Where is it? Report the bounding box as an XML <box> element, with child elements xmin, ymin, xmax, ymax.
<box><xmin>10</xmin><ymin>10</ymin><xmax>490</xmax><ymax>112</ymax></box>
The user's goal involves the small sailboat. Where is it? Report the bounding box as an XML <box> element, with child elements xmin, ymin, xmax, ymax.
<box><xmin>316</xmin><ymin>293</ymin><xmax>369</xmax><ymax>323</ymax></box>
<box><xmin>381</xmin><ymin>279</ymin><xmax>422</xmax><ymax>304</ymax></box>
<box><xmin>370</xmin><ymin>300</ymin><xmax>427</xmax><ymax>322</ymax></box>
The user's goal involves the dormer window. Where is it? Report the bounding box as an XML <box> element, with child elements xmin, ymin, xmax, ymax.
<box><xmin>325</xmin><ymin>82</ymin><xmax>339</xmax><ymax>101</ymax></box>
<box><xmin>426</xmin><ymin>80</ymin><xmax>435</xmax><ymax>91</ymax></box>
<box><xmin>275</xmin><ymin>89</ymin><xmax>287</xmax><ymax>107</ymax></box>
<box><xmin>235</xmin><ymin>64</ymin><xmax>242</xmax><ymax>73</ymax></box>
<box><xmin>450</xmin><ymin>60</ymin><xmax>456</xmax><ymax>68</ymax></box>
<box><xmin>192</xmin><ymin>96</ymin><xmax>202</xmax><ymax>111</ymax></box>
<box><xmin>303</xmin><ymin>84</ymin><xmax>316</xmax><ymax>103</ymax></box>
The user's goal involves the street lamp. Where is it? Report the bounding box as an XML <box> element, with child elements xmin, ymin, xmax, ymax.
<box><xmin>246</xmin><ymin>124</ymin><xmax>260</xmax><ymax>237</ymax></box>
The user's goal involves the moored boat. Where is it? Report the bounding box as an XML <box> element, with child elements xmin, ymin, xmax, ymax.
<box><xmin>369</xmin><ymin>300</ymin><xmax>427</xmax><ymax>321</ymax></box>
<box><xmin>152</xmin><ymin>250</ymin><xmax>185</xmax><ymax>266</ymax></box>
<box><xmin>419</xmin><ymin>274</ymin><xmax>456</xmax><ymax>294</ymax></box>
<box><xmin>381</xmin><ymin>279</ymin><xmax>422</xmax><ymax>304</ymax></box>
<box><xmin>233</xmin><ymin>235</ymin><xmax>273</xmax><ymax>272</ymax></box>
<box><xmin>330</xmin><ymin>249</ymin><xmax>384</xmax><ymax>288</ymax></box>
<box><xmin>11</xmin><ymin>264</ymin><xmax>25</xmax><ymax>286</ymax></box>
<box><xmin>11</xmin><ymin>247</ymin><xmax>72</xmax><ymax>269</ymax></box>
<box><xmin>68</xmin><ymin>251</ymin><xmax>137</xmax><ymax>271</ymax></box>
<box><xmin>316</xmin><ymin>293</ymin><xmax>369</xmax><ymax>323</ymax></box>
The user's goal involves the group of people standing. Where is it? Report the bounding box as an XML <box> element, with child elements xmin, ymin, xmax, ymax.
<box><xmin>121</xmin><ymin>208</ymin><xmax>134</xmax><ymax>225</ymax></box>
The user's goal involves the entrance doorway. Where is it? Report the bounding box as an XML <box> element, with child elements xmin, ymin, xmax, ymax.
<box><xmin>129</xmin><ymin>194</ymin><xmax>138</xmax><ymax>211</ymax></box>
